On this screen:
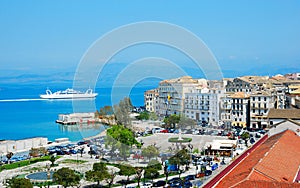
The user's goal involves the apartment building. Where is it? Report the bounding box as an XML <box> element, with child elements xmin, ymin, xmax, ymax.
<box><xmin>230</xmin><ymin>92</ymin><xmax>250</xmax><ymax>128</ymax></box>
<box><xmin>220</xmin><ymin>96</ymin><xmax>232</xmax><ymax>129</ymax></box>
<box><xmin>225</xmin><ymin>76</ymin><xmax>269</xmax><ymax>93</ymax></box>
<box><xmin>157</xmin><ymin>76</ymin><xmax>201</xmax><ymax>116</ymax></box>
<box><xmin>184</xmin><ymin>80</ymin><xmax>225</xmax><ymax>125</ymax></box>
<box><xmin>249</xmin><ymin>91</ymin><xmax>275</xmax><ymax>130</ymax></box>
<box><xmin>144</xmin><ymin>89</ymin><xmax>159</xmax><ymax>112</ymax></box>
<box><xmin>184</xmin><ymin>88</ymin><xmax>210</xmax><ymax>123</ymax></box>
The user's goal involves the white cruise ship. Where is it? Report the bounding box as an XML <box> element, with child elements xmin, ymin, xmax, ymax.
<box><xmin>40</xmin><ymin>88</ymin><xmax>98</xmax><ymax>99</ymax></box>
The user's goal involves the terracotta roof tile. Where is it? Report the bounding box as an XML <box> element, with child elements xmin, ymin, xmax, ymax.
<box><xmin>215</xmin><ymin>130</ymin><xmax>300</xmax><ymax>188</ymax></box>
<box><xmin>233</xmin><ymin>180</ymin><xmax>300</xmax><ymax>188</ymax></box>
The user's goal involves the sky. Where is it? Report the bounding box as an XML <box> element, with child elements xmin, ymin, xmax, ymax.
<box><xmin>0</xmin><ymin>0</ymin><xmax>300</xmax><ymax>81</ymax></box>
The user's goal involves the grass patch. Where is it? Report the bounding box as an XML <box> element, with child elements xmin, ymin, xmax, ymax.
<box><xmin>168</xmin><ymin>137</ymin><xmax>192</xmax><ymax>143</ymax></box>
<box><xmin>60</xmin><ymin>159</ymin><xmax>87</xmax><ymax>164</ymax></box>
<box><xmin>0</xmin><ymin>156</ymin><xmax>61</xmax><ymax>171</ymax></box>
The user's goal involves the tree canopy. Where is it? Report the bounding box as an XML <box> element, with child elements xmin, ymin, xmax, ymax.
<box><xmin>141</xmin><ymin>145</ymin><xmax>159</xmax><ymax>161</ymax></box>
<box><xmin>163</xmin><ymin>114</ymin><xmax>180</xmax><ymax>128</ymax></box>
<box><xmin>7</xmin><ymin>178</ymin><xmax>33</xmax><ymax>188</ymax></box>
<box><xmin>95</xmin><ymin>105</ymin><xmax>114</xmax><ymax>117</ymax></box>
<box><xmin>52</xmin><ymin>167</ymin><xmax>80</xmax><ymax>188</ymax></box>
<box><xmin>118</xmin><ymin>164</ymin><xmax>136</xmax><ymax>182</ymax></box>
<box><xmin>114</xmin><ymin>97</ymin><xmax>133</xmax><ymax>127</ymax></box>
<box><xmin>85</xmin><ymin>162</ymin><xmax>109</xmax><ymax>186</ymax></box>
<box><xmin>106</xmin><ymin>125</ymin><xmax>141</xmax><ymax>160</ymax></box>
<box><xmin>169</xmin><ymin>149</ymin><xmax>190</xmax><ymax>167</ymax></box>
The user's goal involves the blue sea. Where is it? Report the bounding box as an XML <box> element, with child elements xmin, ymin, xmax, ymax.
<box><xmin>0</xmin><ymin>84</ymin><xmax>149</xmax><ymax>142</ymax></box>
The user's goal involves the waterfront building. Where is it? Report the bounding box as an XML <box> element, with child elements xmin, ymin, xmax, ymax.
<box><xmin>184</xmin><ymin>80</ymin><xmax>225</xmax><ymax>125</ymax></box>
<box><xmin>157</xmin><ymin>76</ymin><xmax>202</xmax><ymax>116</ymax></box>
<box><xmin>184</xmin><ymin>87</ymin><xmax>210</xmax><ymax>122</ymax></box>
<box><xmin>249</xmin><ymin>91</ymin><xmax>275</xmax><ymax>130</ymax></box>
<box><xmin>0</xmin><ymin>137</ymin><xmax>48</xmax><ymax>154</ymax></box>
<box><xmin>144</xmin><ymin>89</ymin><xmax>159</xmax><ymax>112</ymax></box>
<box><xmin>230</xmin><ymin>92</ymin><xmax>250</xmax><ymax>128</ymax></box>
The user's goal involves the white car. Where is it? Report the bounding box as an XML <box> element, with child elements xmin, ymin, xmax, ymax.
<box><xmin>141</xmin><ymin>182</ymin><xmax>153</xmax><ymax>188</ymax></box>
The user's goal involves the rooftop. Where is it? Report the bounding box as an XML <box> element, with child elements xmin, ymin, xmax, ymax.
<box><xmin>215</xmin><ymin>130</ymin><xmax>300</xmax><ymax>188</ymax></box>
<box><xmin>230</xmin><ymin>92</ymin><xmax>250</xmax><ymax>99</ymax></box>
<box><xmin>267</xmin><ymin>109</ymin><xmax>300</xmax><ymax>119</ymax></box>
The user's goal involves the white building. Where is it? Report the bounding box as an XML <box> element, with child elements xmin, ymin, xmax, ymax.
<box><xmin>158</xmin><ymin>76</ymin><xmax>202</xmax><ymax>116</ymax></box>
<box><xmin>0</xmin><ymin>137</ymin><xmax>48</xmax><ymax>154</ymax></box>
<box><xmin>249</xmin><ymin>91</ymin><xmax>275</xmax><ymax>130</ymax></box>
<box><xmin>184</xmin><ymin>87</ymin><xmax>210</xmax><ymax>122</ymax></box>
<box><xmin>230</xmin><ymin>92</ymin><xmax>250</xmax><ymax>128</ymax></box>
<box><xmin>144</xmin><ymin>89</ymin><xmax>159</xmax><ymax>112</ymax></box>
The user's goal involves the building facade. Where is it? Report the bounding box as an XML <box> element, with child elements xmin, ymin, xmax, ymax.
<box><xmin>144</xmin><ymin>89</ymin><xmax>159</xmax><ymax>112</ymax></box>
<box><xmin>157</xmin><ymin>76</ymin><xmax>201</xmax><ymax>116</ymax></box>
<box><xmin>249</xmin><ymin>91</ymin><xmax>275</xmax><ymax>130</ymax></box>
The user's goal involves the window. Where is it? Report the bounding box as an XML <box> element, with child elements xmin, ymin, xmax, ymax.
<box><xmin>258</xmin><ymin>97</ymin><xmax>261</xmax><ymax>101</ymax></box>
<box><xmin>253</xmin><ymin>97</ymin><xmax>255</xmax><ymax>101</ymax></box>
<box><xmin>264</xmin><ymin>97</ymin><xmax>267</xmax><ymax>101</ymax></box>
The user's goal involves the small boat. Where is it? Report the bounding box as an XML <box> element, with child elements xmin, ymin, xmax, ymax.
<box><xmin>40</xmin><ymin>88</ymin><xmax>98</xmax><ymax>99</ymax></box>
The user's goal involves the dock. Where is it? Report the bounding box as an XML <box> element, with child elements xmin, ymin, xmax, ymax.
<box><xmin>56</xmin><ymin>113</ymin><xmax>96</xmax><ymax>125</ymax></box>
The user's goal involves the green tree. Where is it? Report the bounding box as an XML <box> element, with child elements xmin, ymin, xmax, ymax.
<box><xmin>144</xmin><ymin>167</ymin><xmax>159</xmax><ymax>183</ymax></box>
<box><xmin>149</xmin><ymin>112</ymin><xmax>158</xmax><ymax>121</ymax></box>
<box><xmin>178</xmin><ymin>115</ymin><xmax>196</xmax><ymax>129</ymax></box>
<box><xmin>147</xmin><ymin>159</ymin><xmax>162</xmax><ymax>171</ymax></box>
<box><xmin>119</xmin><ymin>164</ymin><xmax>136</xmax><ymax>187</ymax></box>
<box><xmin>7</xmin><ymin>178</ymin><xmax>33</xmax><ymax>188</ymax></box>
<box><xmin>169</xmin><ymin>149</ymin><xmax>190</xmax><ymax>177</ymax></box>
<box><xmin>106</xmin><ymin>125</ymin><xmax>141</xmax><ymax>160</ymax></box>
<box><xmin>141</xmin><ymin>145</ymin><xmax>159</xmax><ymax>161</ymax></box>
<box><xmin>49</xmin><ymin>155</ymin><xmax>56</xmax><ymax>167</ymax></box>
<box><xmin>163</xmin><ymin>114</ymin><xmax>180</xmax><ymax>128</ymax></box>
<box><xmin>85</xmin><ymin>163</ymin><xmax>109</xmax><ymax>186</ymax></box>
<box><xmin>52</xmin><ymin>167</ymin><xmax>80</xmax><ymax>188</ymax></box>
<box><xmin>136</xmin><ymin>111</ymin><xmax>150</xmax><ymax>120</ymax></box>
<box><xmin>240</xmin><ymin>132</ymin><xmax>250</xmax><ymax>147</ymax></box>
<box><xmin>114</xmin><ymin>97</ymin><xmax>133</xmax><ymax>128</ymax></box>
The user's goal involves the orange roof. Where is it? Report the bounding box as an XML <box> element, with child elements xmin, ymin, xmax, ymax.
<box><xmin>230</xmin><ymin>92</ymin><xmax>250</xmax><ymax>99</ymax></box>
<box><xmin>215</xmin><ymin>130</ymin><xmax>300</xmax><ymax>188</ymax></box>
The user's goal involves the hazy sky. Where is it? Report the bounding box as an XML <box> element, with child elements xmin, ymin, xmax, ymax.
<box><xmin>0</xmin><ymin>0</ymin><xmax>300</xmax><ymax>77</ymax></box>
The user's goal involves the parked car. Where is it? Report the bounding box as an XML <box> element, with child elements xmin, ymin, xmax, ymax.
<box><xmin>160</xmin><ymin>129</ymin><xmax>169</xmax><ymax>133</ymax></box>
<box><xmin>77</xmin><ymin>141</ymin><xmax>88</xmax><ymax>145</ymax></box>
<box><xmin>205</xmin><ymin>170</ymin><xmax>212</xmax><ymax>176</ymax></box>
<box><xmin>196</xmin><ymin>172</ymin><xmax>205</xmax><ymax>178</ymax></box>
<box><xmin>183</xmin><ymin>180</ymin><xmax>192</xmax><ymax>188</ymax></box>
<box><xmin>132</xmin><ymin>154</ymin><xmax>144</xmax><ymax>159</ymax></box>
<box><xmin>168</xmin><ymin>177</ymin><xmax>182</xmax><ymax>184</ymax></box>
<box><xmin>141</xmin><ymin>182</ymin><xmax>153</xmax><ymax>188</ymax></box>
<box><xmin>184</xmin><ymin>175</ymin><xmax>195</xmax><ymax>181</ymax></box>
<box><xmin>153</xmin><ymin>180</ymin><xmax>166</xmax><ymax>187</ymax></box>
<box><xmin>169</xmin><ymin>180</ymin><xmax>183</xmax><ymax>187</ymax></box>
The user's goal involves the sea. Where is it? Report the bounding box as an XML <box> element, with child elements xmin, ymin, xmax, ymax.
<box><xmin>0</xmin><ymin>84</ymin><xmax>150</xmax><ymax>142</ymax></box>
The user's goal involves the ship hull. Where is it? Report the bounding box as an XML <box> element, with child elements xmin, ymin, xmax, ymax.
<box><xmin>40</xmin><ymin>93</ymin><xmax>98</xmax><ymax>99</ymax></box>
